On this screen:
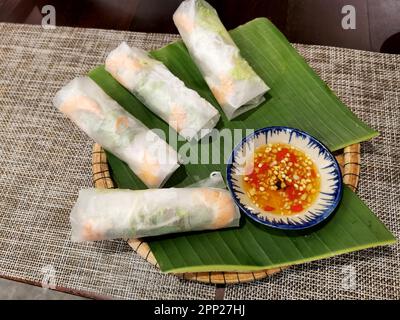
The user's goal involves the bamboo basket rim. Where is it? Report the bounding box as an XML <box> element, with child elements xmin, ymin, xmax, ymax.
<box><xmin>91</xmin><ymin>143</ymin><xmax>360</xmax><ymax>285</ymax></box>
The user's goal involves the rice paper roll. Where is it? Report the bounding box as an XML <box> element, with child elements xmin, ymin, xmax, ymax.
<box><xmin>173</xmin><ymin>0</ymin><xmax>269</xmax><ymax>120</ymax></box>
<box><xmin>105</xmin><ymin>42</ymin><xmax>220</xmax><ymax>141</ymax></box>
<box><xmin>53</xmin><ymin>76</ymin><xmax>180</xmax><ymax>188</ymax></box>
<box><xmin>70</xmin><ymin>173</ymin><xmax>240</xmax><ymax>241</ymax></box>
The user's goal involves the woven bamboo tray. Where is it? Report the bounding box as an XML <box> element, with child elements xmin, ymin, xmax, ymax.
<box><xmin>92</xmin><ymin>143</ymin><xmax>360</xmax><ymax>284</ymax></box>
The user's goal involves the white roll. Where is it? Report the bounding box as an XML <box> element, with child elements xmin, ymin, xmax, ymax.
<box><xmin>53</xmin><ymin>76</ymin><xmax>180</xmax><ymax>188</ymax></box>
<box><xmin>173</xmin><ymin>0</ymin><xmax>269</xmax><ymax>120</ymax></box>
<box><xmin>70</xmin><ymin>173</ymin><xmax>240</xmax><ymax>242</ymax></box>
<box><xmin>105</xmin><ymin>42</ymin><xmax>220</xmax><ymax>141</ymax></box>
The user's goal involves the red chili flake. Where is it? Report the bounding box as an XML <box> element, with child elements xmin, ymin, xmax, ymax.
<box><xmin>291</xmin><ymin>204</ymin><xmax>303</xmax><ymax>212</ymax></box>
<box><xmin>247</xmin><ymin>172</ymin><xmax>259</xmax><ymax>188</ymax></box>
<box><xmin>289</xmin><ymin>152</ymin><xmax>297</xmax><ymax>163</ymax></box>
<box><xmin>248</xmin><ymin>170</ymin><xmax>257</xmax><ymax>180</ymax></box>
<box><xmin>310</xmin><ymin>169</ymin><xmax>316</xmax><ymax>178</ymax></box>
<box><xmin>285</xmin><ymin>186</ymin><xmax>298</xmax><ymax>200</ymax></box>
<box><xmin>263</xmin><ymin>205</ymin><xmax>275</xmax><ymax>211</ymax></box>
<box><xmin>276</xmin><ymin>148</ymin><xmax>289</xmax><ymax>161</ymax></box>
<box><xmin>258</xmin><ymin>162</ymin><xmax>269</xmax><ymax>172</ymax></box>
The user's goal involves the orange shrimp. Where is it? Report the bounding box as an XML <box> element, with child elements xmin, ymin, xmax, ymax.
<box><xmin>107</xmin><ymin>53</ymin><xmax>142</xmax><ymax>73</ymax></box>
<box><xmin>199</xmin><ymin>189</ymin><xmax>237</xmax><ymax>229</ymax></box>
<box><xmin>211</xmin><ymin>76</ymin><xmax>233</xmax><ymax>107</ymax></box>
<box><xmin>137</xmin><ymin>152</ymin><xmax>161</xmax><ymax>188</ymax></box>
<box><xmin>173</xmin><ymin>12</ymin><xmax>194</xmax><ymax>34</ymax></box>
<box><xmin>115</xmin><ymin>115</ymin><xmax>129</xmax><ymax>132</ymax></box>
<box><xmin>82</xmin><ymin>221</ymin><xmax>103</xmax><ymax>241</ymax></box>
<box><xmin>106</xmin><ymin>53</ymin><xmax>142</xmax><ymax>88</ymax></box>
<box><xmin>169</xmin><ymin>104</ymin><xmax>187</xmax><ymax>133</ymax></box>
<box><xmin>60</xmin><ymin>95</ymin><xmax>102</xmax><ymax>118</ymax></box>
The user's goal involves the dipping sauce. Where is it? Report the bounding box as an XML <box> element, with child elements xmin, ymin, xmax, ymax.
<box><xmin>242</xmin><ymin>143</ymin><xmax>320</xmax><ymax>215</ymax></box>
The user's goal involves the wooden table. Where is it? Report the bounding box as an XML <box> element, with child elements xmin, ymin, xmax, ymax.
<box><xmin>1</xmin><ymin>0</ymin><xmax>399</xmax><ymax>53</ymax></box>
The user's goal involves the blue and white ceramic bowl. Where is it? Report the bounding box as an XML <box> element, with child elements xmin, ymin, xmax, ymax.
<box><xmin>227</xmin><ymin>126</ymin><xmax>343</xmax><ymax>230</ymax></box>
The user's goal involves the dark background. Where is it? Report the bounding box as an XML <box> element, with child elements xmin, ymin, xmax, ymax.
<box><xmin>0</xmin><ymin>0</ymin><xmax>399</xmax><ymax>53</ymax></box>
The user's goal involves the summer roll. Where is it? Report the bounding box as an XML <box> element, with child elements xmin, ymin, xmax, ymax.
<box><xmin>53</xmin><ymin>76</ymin><xmax>180</xmax><ymax>188</ymax></box>
<box><xmin>173</xmin><ymin>0</ymin><xmax>269</xmax><ymax>120</ymax></box>
<box><xmin>70</xmin><ymin>174</ymin><xmax>241</xmax><ymax>242</ymax></box>
<box><xmin>105</xmin><ymin>42</ymin><xmax>220</xmax><ymax>141</ymax></box>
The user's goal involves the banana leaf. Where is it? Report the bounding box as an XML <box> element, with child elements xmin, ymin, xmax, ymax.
<box><xmin>89</xmin><ymin>18</ymin><xmax>395</xmax><ymax>273</ymax></box>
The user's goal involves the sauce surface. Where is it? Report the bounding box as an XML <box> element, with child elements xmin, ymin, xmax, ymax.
<box><xmin>242</xmin><ymin>143</ymin><xmax>320</xmax><ymax>215</ymax></box>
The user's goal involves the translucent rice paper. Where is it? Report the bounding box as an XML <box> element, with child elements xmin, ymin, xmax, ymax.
<box><xmin>173</xmin><ymin>0</ymin><xmax>269</xmax><ymax>120</ymax></box>
<box><xmin>105</xmin><ymin>42</ymin><xmax>220</xmax><ymax>141</ymax></box>
<box><xmin>53</xmin><ymin>76</ymin><xmax>180</xmax><ymax>188</ymax></box>
<box><xmin>70</xmin><ymin>172</ymin><xmax>241</xmax><ymax>242</ymax></box>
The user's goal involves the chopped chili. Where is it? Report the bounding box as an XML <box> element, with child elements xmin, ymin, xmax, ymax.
<box><xmin>242</xmin><ymin>143</ymin><xmax>321</xmax><ymax>215</ymax></box>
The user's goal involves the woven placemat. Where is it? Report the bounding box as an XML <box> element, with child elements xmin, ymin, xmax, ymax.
<box><xmin>92</xmin><ymin>143</ymin><xmax>360</xmax><ymax>284</ymax></box>
<box><xmin>0</xmin><ymin>22</ymin><xmax>398</xmax><ymax>299</ymax></box>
